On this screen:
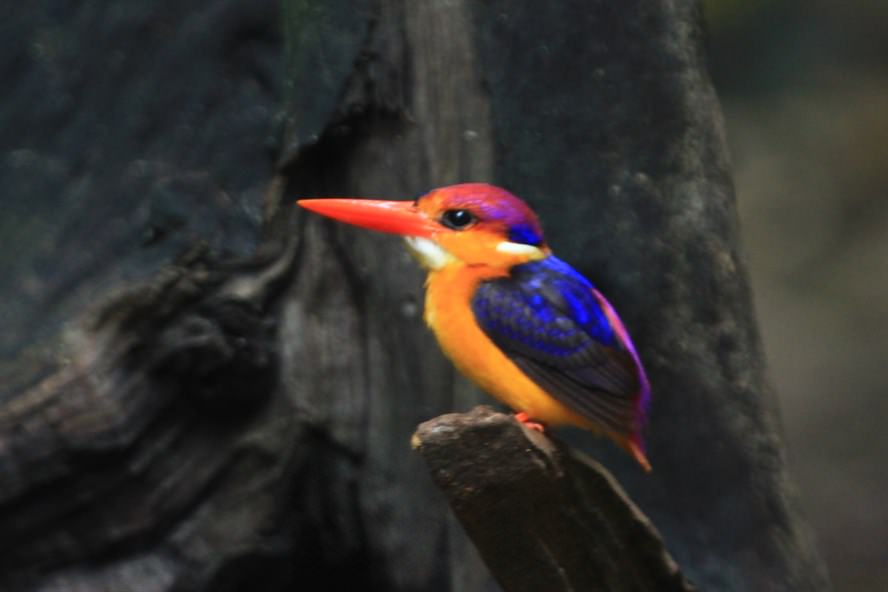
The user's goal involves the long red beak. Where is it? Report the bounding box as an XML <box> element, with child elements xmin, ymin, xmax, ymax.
<box><xmin>297</xmin><ymin>198</ymin><xmax>438</xmax><ymax>238</ymax></box>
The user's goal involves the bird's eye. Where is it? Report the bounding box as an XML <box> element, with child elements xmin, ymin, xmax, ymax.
<box><xmin>440</xmin><ymin>209</ymin><xmax>476</xmax><ymax>230</ymax></box>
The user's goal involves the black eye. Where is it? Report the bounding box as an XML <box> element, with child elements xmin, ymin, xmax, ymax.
<box><xmin>440</xmin><ymin>209</ymin><xmax>476</xmax><ymax>230</ymax></box>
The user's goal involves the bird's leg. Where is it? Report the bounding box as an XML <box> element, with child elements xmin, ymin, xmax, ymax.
<box><xmin>514</xmin><ymin>411</ymin><xmax>546</xmax><ymax>432</ymax></box>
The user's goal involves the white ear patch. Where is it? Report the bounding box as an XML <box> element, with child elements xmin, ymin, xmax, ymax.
<box><xmin>404</xmin><ymin>237</ymin><xmax>454</xmax><ymax>270</ymax></box>
<box><xmin>495</xmin><ymin>241</ymin><xmax>545</xmax><ymax>259</ymax></box>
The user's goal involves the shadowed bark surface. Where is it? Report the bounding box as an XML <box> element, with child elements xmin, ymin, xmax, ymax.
<box><xmin>0</xmin><ymin>1</ymin><xmax>829</xmax><ymax>591</ymax></box>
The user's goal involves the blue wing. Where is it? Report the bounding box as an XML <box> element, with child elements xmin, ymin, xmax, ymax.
<box><xmin>471</xmin><ymin>256</ymin><xmax>646</xmax><ymax>437</ymax></box>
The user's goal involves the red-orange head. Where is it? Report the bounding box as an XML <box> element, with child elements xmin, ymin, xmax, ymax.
<box><xmin>298</xmin><ymin>183</ymin><xmax>551</xmax><ymax>272</ymax></box>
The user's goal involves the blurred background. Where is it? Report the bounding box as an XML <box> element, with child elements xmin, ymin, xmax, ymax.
<box><xmin>705</xmin><ymin>1</ymin><xmax>888</xmax><ymax>589</ymax></box>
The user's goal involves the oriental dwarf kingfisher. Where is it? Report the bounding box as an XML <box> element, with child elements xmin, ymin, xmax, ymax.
<box><xmin>298</xmin><ymin>183</ymin><xmax>651</xmax><ymax>471</ymax></box>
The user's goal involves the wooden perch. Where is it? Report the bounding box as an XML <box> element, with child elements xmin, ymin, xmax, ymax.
<box><xmin>413</xmin><ymin>406</ymin><xmax>696</xmax><ymax>592</ymax></box>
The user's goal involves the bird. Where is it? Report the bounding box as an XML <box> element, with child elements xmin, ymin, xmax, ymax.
<box><xmin>298</xmin><ymin>183</ymin><xmax>651</xmax><ymax>470</ymax></box>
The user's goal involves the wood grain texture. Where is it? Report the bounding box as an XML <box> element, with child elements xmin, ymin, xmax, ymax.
<box><xmin>0</xmin><ymin>245</ymin><xmax>299</xmax><ymax>591</ymax></box>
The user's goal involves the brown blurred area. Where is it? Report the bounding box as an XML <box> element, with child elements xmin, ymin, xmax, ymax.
<box><xmin>705</xmin><ymin>1</ymin><xmax>888</xmax><ymax>589</ymax></box>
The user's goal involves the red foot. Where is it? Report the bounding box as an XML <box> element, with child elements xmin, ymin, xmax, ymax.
<box><xmin>515</xmin><ymin>411</ymin><xmax>546</xmax><ymax>432</ymax></box>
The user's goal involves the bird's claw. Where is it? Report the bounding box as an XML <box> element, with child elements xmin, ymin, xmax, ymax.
<box><xmin>515</xmin><ymin>411</ymin><xmax>546</xmax><ymax>432</ymax></box>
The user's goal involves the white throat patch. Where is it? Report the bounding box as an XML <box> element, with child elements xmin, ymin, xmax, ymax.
<box><xmin>404</xmin><ymin>236</ymin><xmax>454</xmax><ymax>270</ymax></box>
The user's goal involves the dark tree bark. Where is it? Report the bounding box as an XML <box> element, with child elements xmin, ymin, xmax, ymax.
<box><xmin>0</xmin><ymin>1</ymin><xmax>829</xmax><ymax>591</ymax></box>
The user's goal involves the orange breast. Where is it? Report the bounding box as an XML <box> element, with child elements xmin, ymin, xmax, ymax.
<box><xmin>423</xmin><ymin>264</ymin><xmax>596</xmax><ymax>429</ymax></box>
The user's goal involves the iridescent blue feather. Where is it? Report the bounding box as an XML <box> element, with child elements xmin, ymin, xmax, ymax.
<box><xmin>471</xmin><ymin>256</ymin><xmax>644</xmax><ymax>435</ymax></box>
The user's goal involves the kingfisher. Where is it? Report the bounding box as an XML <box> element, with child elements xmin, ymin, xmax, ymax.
<box><xmin>298</xmin><ymin>183</ymin><xmax>651</xmax><ymax>470</ymax></box>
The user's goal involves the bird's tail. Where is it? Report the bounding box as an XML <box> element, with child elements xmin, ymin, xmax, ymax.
<box><xmin>626</xmin><ymin>434</ymin><xmax>651</xmax><ymax>472</ymax></box>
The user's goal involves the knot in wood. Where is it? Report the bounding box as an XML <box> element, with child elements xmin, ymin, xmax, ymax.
<box><xmin>150</xmin><ymin>299</ymin><xmax>278</xmax><ymax>416</ymax></box>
